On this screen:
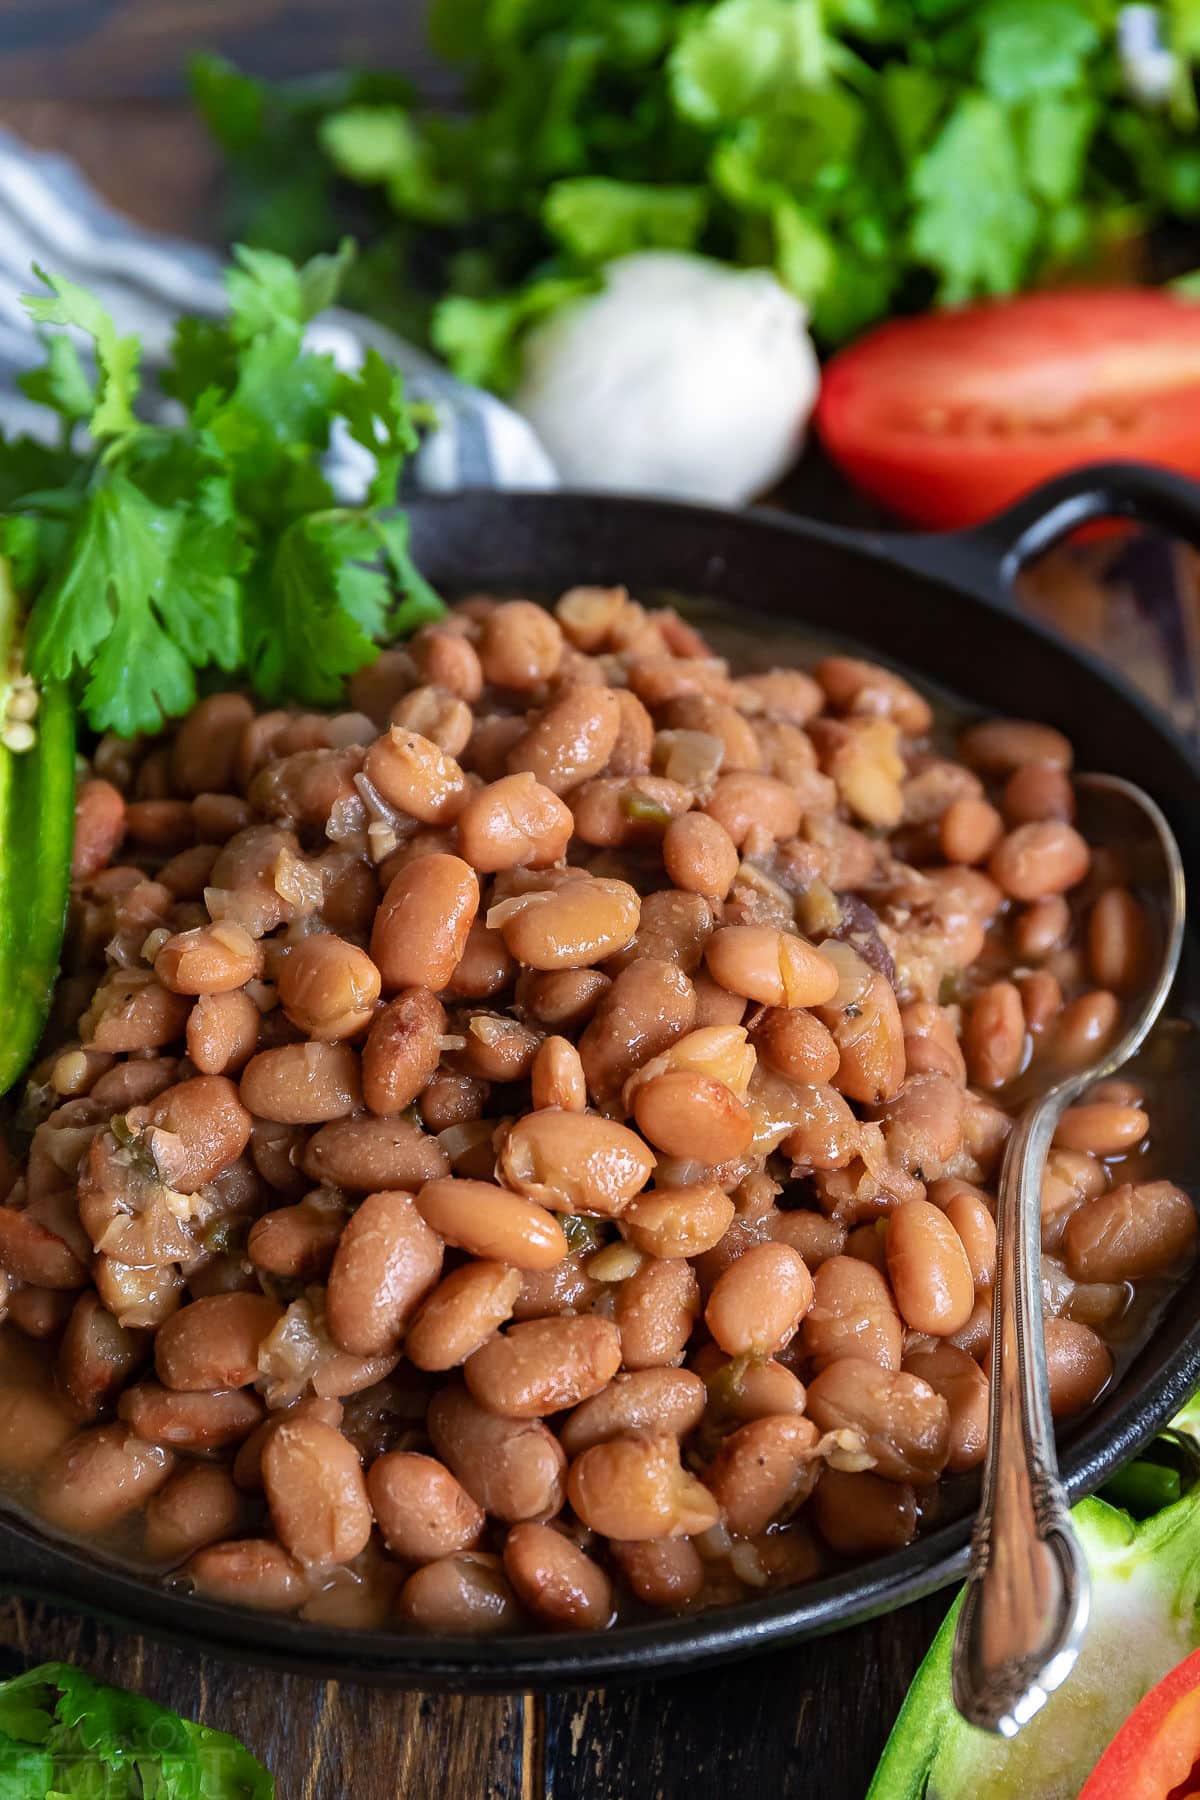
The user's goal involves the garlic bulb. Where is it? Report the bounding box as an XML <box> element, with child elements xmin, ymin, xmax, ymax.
<box><xmin>514</xmin><ymin>251</ymin><xmax>819</xmax><ymax>506</ymax></box>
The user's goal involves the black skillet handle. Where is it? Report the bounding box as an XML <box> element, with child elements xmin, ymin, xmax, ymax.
<box><xmin>887</xmin><ymin>460</ymin><xmax>1200</xmax><ymax>599</ymax></box>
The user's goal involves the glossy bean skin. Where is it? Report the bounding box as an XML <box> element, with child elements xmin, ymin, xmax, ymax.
<box><xmin>406</xmin><ymin>1262</ymin><xmax>523</xmax><ymax>1371</ymax></box>
<box><xmin>802</xmin><ymin>1256</ymin><xmax>903</xmax><ymax>1372</ymax></box>
<box><xmin>399</xmin><ymin>1552</ymin><xmax>521</xmax><ymax>1635</ymax></box>
<box><xmin>248</xmin><ymin>1199</ymin><xmax>345</xmax><ymax>1280</ymax></box>
<box><xmin>703</xmin><ymin>1414</ymin><xmax>820</xmax><ymax>1535</ymax></box>
<box><xmin>506</xmin><ymin>685</ymin><xmax>622</xmax><ymax>794</ymax></box>
<box><xmin>614</xmin><ymin>1259</ymin><xmax>699</xmax><ymax>1370</ymax></box>
<box><xmin>989</xmin><ymin>821</ymin><xmax>1090</xmax><ymax>902</ymax></box>
<box><xmin>814</xmin><ymin>946</ymin><xmax>905</xmax><ymax>1106</ymax></box>
<box><xmin>530</xmin><ymin>1036</ymin><xmax>587</xmax><ymax>1112</ymax></box>
<box><xmin>559</xmin><ymin>1368</ymin><xmax>707</xmax><ymax>1457</ymax></box>
<box><xmin>1013</xmin><ymin>895</ymin><xmax>1071</xmax><ymax>962</ymax></box>
<box><xmin>363</xmin><ymin>727</ymin><xmax>468</xmax><ymax>825</ymax></box>
<box><xmin>155</xmin><ymin>1294</ymin><xmax>282</xmax><ymax>1392</ymax></box>
<box><xmin>325</xmin><ymin>1191</ymin><xmax>445</xmax><ymax>1357</ymax></box>
<box><xmin>38</xmin><ymin>1424</ymin><xmax>176</xmax><ymax>1533</ymax></box>
<box><xmin>902</xmin><ymin>1344</ymin><xmax>988</xmax><ymax>1473</ymax></box>
<box><xmin>367</xmin><ymin>1451</ymin><xmax>485</xmax><ymax>1562</ymax></box>
<box><xmin>498</xmin><ymin>1111</ymin><xmax>654</xmax><ymax>1217</ymax></box>
<box><xmin>143</xmin><ymin>1463</ymin><xmax>245</xmax><ymax>1562</ymax></box>
<box><xmin>752</xmin><ymin>1009</ymin><xmax>840</xmax><ymax>1087</ymax></box>
<box><xmin>578</xmin><ymin>959</ymin><xmax>696</xmax><ymax>1103</ymax></box>
<box><xmin>1087</xmin><ymin>887</ymin><xmax>1149</xmax><ymax>993</ymax></box>
<box><xmin>663</xmin><ymin>813</ymin><xmax>739</xmax><ymax>899</ymax></box>
<box><xmin>1064</xmin><ymin>1181</ymin><xmax>1198</xmax><ymax>1282</ymax></box>
<box><xmin>1054</xmin><ymin>1103</ymin><xmax>1149</xmax><ymax>1156</ymax></box>
<box><xmin>633</xmin><ymin>1071</ymin><xmax>752</xmax><ymax>1164</ymax></box>
<box><xmin>567</xmin><ymin>1433</ymin><xmax>720</xmax><ymax>1540</ymax></box>
<box><xmin>502</xmin><ymin>1523</ymin><xmax>613</xmax><ymax>1631</ymax></box>
<box><xmin>362</xmin><ymin>989</ymin><xmax>446</xmax><ymax>1116</ymax></box>
<box><xmin>456</xmin><ymin>772</ymin><xmax>573</xmax><ymax>872</ymax></box>
<box><xmin>1002</xmin><ymin>761</ymin><xmax>1075</xmax><ymax>825</ymax></box>
<box><xmin>427</xmin><ymin>1386</ymin><xmax>566</xmax><ymax>1523</ymax></box>
<box><xmin>278</xmin><ymin>935</ymin><xmax>381</xmax><ymax>1040</ymax></box>
<box><xmin>371</xmin><ymin>853</ymin><xmax>479</xmax><ymax>992</ymax></box>
<box><xmin>705</xmin><ymin>927</ymin><xmax>839</xmax><ymax>1009</ymax></box>
<box><xmin>493</xmin><ymin>877</ymin><xmax>641</xmax><ymax>971</ymax></box>
<box><xmin>464</xmin><ymin>1316</ymin><xmax>622</xmax><ymax>1418</ymax></box>
<box><xmin>416</xmin><ymin>1178</ymin><xmax>568</xmax><ymax>1270</ymax></box>
<box><xmin>262</xmin><ymin>1417</ymin><xmax>372</xmax><ymax>1566</ymax></box>
<box><xmin>57</xmin><ymin>1292</ymin><xmax>147</xmax><ymax>1419</ymax></box>
<box><xmin>885</xmin><ymin>1200</ymin><xmax>974</xmax><ymax>1336</ymax></box>
<box><xmin>937</xmin><ymin>1187</ymin><xmax>997</xmax><ymax>1292</ymax></box>
<box><xmin>622</xmin><ymin>1186</ymin><xmax>735</xmax><ymax>1259</ymax></box>
<box><xmin>805</xmin><ymin>1358</ymin><xmax>950</xmax><ymax>1485</ymax></box>
<box><xmin>960</xmin><ymin>718</ymin><xmax>1072</xmax><ymax>774</ymax></box>
<box><xmin>610</xmin><ymin>1536</ymin><xmax>704</xmax><ymax>1608</ymax></box>
<box><xmin>155</xmin><ymin>921</ymin><xmax>263</xmax><ymax>995</ymax></box>
<box><xmin>303</xmin><ymin>1116</ymin><xmax>448</xmax><ymax>1193</ymax></box>
<box><xmin>183</xmin><ymin>1539</ymin><xmax>307</xmax><ymax>1612</ymax></box>
<box><xmin>812</xmin><ymin>1469</ymin><xmax>918</xmax><ymax>1556</ymax></box>
<box><xmin>187</xmin><ymin>990</ymin><xmax>260</xmax><ymax>1076</ymax></box>
<box><xmin>963</xmin><ymin>982</ymin><xmax>1026</xmax><ymax>1091</ymax></box>
<box><xmin>0</xmin><ymin>1377</ymin><xmax>78</xmax><ymax>1474</ymax></box>
<box><xmin>1052</xmin><ymin>991</ymin><xmax>1121</xmax><ymax>1068</ymax></box>
<box><xmin>704</xmin><ymin>1243</ymin><xmax>814</xmax><ymax>1358</ymax></box>
<box><xmin>240</xmin><ymin>1043</ymin><xmax>362</xmax><ymax>1124</ymax></box>
<box><xmin>1042</xmin><ymin>1316</ymin><xmax>1113</xmax><ymax>1418</ymax></box>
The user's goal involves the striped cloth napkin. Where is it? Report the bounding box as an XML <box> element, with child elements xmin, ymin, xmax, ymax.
<box><xmin>0</xmin><ymin>128</ymin><xmax>557</xmax><ymax>496</ymax></box>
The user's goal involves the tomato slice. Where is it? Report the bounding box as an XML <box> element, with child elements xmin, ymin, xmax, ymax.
<box><xmin>1078</xmin><ymin>1645</ymin><xmax>1200</xmax><ymax>1800</ymax></box>
<box><xmin>815</xmin><ymin>290</ymin><xmax>1200</xmax><ymax>530</ymax></box>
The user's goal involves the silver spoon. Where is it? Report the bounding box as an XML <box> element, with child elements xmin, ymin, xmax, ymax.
<box><xmin>952</xmin><ymin>773</ymin><xmax>1186</xmax><ymax>1737</ymax></box>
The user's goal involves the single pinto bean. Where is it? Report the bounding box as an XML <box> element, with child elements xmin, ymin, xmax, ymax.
<box><xmin>183</xmin><ymin>1539</ymin><xmax>306</xmax><ymax>1612</ymax></box>
<box><xmin>302</xmin><ymin>1115</ymin><xmax>448</xmax><ymax>1192</ymax></box>
<box><xmin>73</xmin><ymin>779</ymin><xmax>126</xmax><ymax>878</ymax></box>
<box><xmin>465</xmin><ymin>1316</ymin><xmax>622</xmax><ymax>1417</ymax></box>
<box><xmin>155</xmin><ymin>921</ymin><xmax>263</xmax><ymax>995</ymax></box>
<box><xmin>610</xmin><ymin>1537</ymin><xmax>704</xmax><ymax>1607</ymax></box>
<box><xmin>248</xmin><ymin>1198</ymin><xmax>345</xmax><ymax>1279</ymax></box>
<box><xmin>416</xmin><ymin>1178</ymin><xmax>568</xmax><ymax>1270</ymax></box>
<box><xmin>1043</xmin><ymin>1316</ymin><xmax>1112</xmax><ymax>1418</ymax></box>
<box><xmin>363</xmin><ymin>727</ymin><xmax>468</xmax><ymax>824</ymax></box>
<box><xmin>902</xmin><ymin>1344</ymin><xmax>989</xmax><ymax>1474</ymax></box>
<box><xmin>371</xmin><ymin>853</ymin><xmax>480</xmax><ymax>992</ymax></box>
<box><xmin>507</xmin><ymin>685</ymin><xmax>622</xmax><ymax>793</ymax></box>
<box><xmin>263</xmin><ymin>1417</ymin><xmax>372</xmax><ymax>1565</ymax></box>
<box><xmin>814</xmin><ymin>943</ymin><xmax>905</xmax><ymax>1105</ymax></box>
<box><xmin>578</xmin><ymin>958</ymin><xmax>696</xmax><ymax>1103</ymax></box>
<box><xmin>703</xmin><ymin>1413</ymin><xmax>820</xmax><ymax>1535</ymax></box>
<box><xmin>663</xmin><ymin>813</ymin><xmax>740</xmax><ymax>899</ymax></box>
<box><xmin>615</xmin><ymin>1258</ymin><xmax>699</xmax><ymax>1369</ymax></box>
<box><xmin>368</xmin><ymin>1451</ymin><xmax>485</xmax><ymax>1562</ymax></box>
<box><xmin>502</xmin><ymin>1522</ymin><xmax>613</xmax><ymax>1631</ymax></box>
<box><xmin>939</xmin><ymin>797</ymin><xmax>1003</xmax><ymax>865</ymax></box>
<box><xmin>406</xmin><ymin>1262</ymin><xmax>523</xmax><ymax>1371</ymax></box>
<box><xmin>1064</xmin><ymin>1180</ymin><xmax>1198</xmax><ymax>1282</ymax></box>
<box><xmin>57</xmin><ymin>1292</ymin><xmax>147</xmax><ymax>1418</ymax></box>
<box><xmin>399</xmin><ymin>1552</ymin><xmax>520</xmax><ymax>1635</ymax></box>
<box><xmin>325</xmin><ymin>1191</ymin><xmax>444</xmax><ymax>1356</ymax></box>
<box><xmin>278</xmin><ymin>935</ymin><xmax>381</xmax><ymax>1040</ymax></box>
<box><xmin>960</xmin><ymin>718</ymin><xmax>1072</xmax><ymax>774</ymax></box>
<box><xmin>752</xmin><ymin>1008</ymin><xmax>840</xmax><ymax>1086</ymax></box>
<box><xmin>559</xmin><ymin>1368</ymin><xmax>707</xmax><ymax>1456</ymax></box>
<box><xmin>155</xmin><ymin>1294</ymin><xmax>282</xmax><ymax>1391</ymax></box>
<box><xmin>813</xmin><ymin>1469</ymin><xmax>918</xmax><ymax>1556</ymax></box>
<box><xmin>1013</xmin><ymin>895</ymin><xmax>1071</xmax><ymax>961</ymax></box>
<box><xmin>568</xmin><ymin>1433</ymin><xmax>720</xmax><ymax>1540</ymax></box>
<box><xmin>622</xmin><ymin>1186</ymin><xmax>734</xmax><ymax>1259</ymax></box>
<box><xmin>530</xmin><ymin>1036</ymin><xmax>587</xmax><ymax>1112</ymax></box>
<box><xmin>705</xmin><ymin>1243</ymin><xmax>814</xmax><ymax>1358</ymax></box>
<box><xmin>1001</xmin><ymin>760</ymin><xmax>1075</xmax><ymax>825</ymax></box>
<box><xmin>936</xmin><ymin>1186</ymin><xmax>997</xmax><ymax>1291</ymax></box>
<box><xmin>963</xmin><ymin>982</ymin><xmax>1026</xmax><ymax>1090</ymax></box>
<box><xmin>456</xmin><ymin>772</ymin><xmax>573</xmax><ymax>872</ymax></box>
<box><xmin>633</xmin><ymin>1071</ymin><xmax>752</xmax><ymax>1164</ymax></box>
<box><xmin>705</xmin><ymin>927</ymin><xmax>838</xmax><ymax>1009</ymax></box>
<box><xmin>498</xmin><ymin>1111</ymin><xmax>654</xmax><ymax>1217</ymax></box>
<box><xmin>1052</xmin><ymin>991</ymin><xmax>1121</xmax><ymax>1068</ymax></box>
<box><xmin>427</xmin><ymin>1386</ymin><xmax>566</xmax><ymax>1522</ymax></box>
<box><xmin>390</xmin><ymin>685</ymin><xmax>473</xmax><ymax>755</ymax></box>
<box><xmin>38</xmin><ymin>1423</ymin><xmax>175</xmax><ymax>1532</ymax></box>
<box><xmin>362</xmin><ymin>988</ymin><xmax>446</xmax><ymax>1116</ymax></box>
<box><xmin>806</xmin><ymin>1358</ymin><xmax>950</xmax><ymax>1485</ymax></box>
<box><xmin>1053</xmin><ymin>1103</ymin><xmax>1149</xmax><ymax>1156</ymax></box>
<box><xmin>479</xmin><ymin>600</ymin><xmax>563</xmax><ymax>689</ymax></box>
<box><xmin>1087</xmin><ymin>887</ymin><xmax>1149</xmax><ymax>993</ymax></box>
<box><xmin>240</xmin><ymin>1043</ymin><xmax>362</xmax><ymax>1124</ymax></box>
<box><xmin>0</xmin><ymin>1381</ymin><xmax>77</xmax><ymax>1473</ymax></box>
<box><xmin>802</xmin><ymin>1256</ymin><xmax>902</xmax><ymax>1372</ymax></box>
<box><xmin>143</xmin><ymin>1463</ymin><xmax>245</xmax><ymax>1562</ymax></box>
<box><xmin>187</xmin><ymin>990</ymin><xmax>260</xmax><ymax>1075</ymax></box>
<box><xmin>989</xmin><ymin>821</ymin><xmax>1090</xmax><ymax>902</ymax></box>
<box><xmin>885</xmin><ymin>1200</ymin><xmax>974</xmax><ymax>1336</ymax></box>
<box><xmin>491</xmin><ymin>877</ymin><xmax>641</xmax><ymax>971</ymax></box>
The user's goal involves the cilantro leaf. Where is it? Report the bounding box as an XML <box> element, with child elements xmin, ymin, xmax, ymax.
<box><xmin>18</xmin><ymin>335</ymin><xmax>94</xmax><ymax>428</ymax></box>
<box><xmin>320</xmin><ymin>106</ymin><xmax>468</xmax><ymax>224</ymax></box>
<box><xmin>910</xmin><ymin>93</ymin><xmax>1039</xmax><ymax>301</ymax></box>
<box><xmin>336</xmin><ymin>347</ymin><xmax>421</xmax><ymax>506</ymax></box>
<box><xmin>246</xmin><ymin>512</ymin><xmax>380</xmax><ymax>705</ymax></box>
<box><xmin>0</xmin><ymin>1662</ymin><xmax>272</xmax><ymax>1799</ymax></box>
<box><xmin>225</xmin><ymin>239</ymin><xmax>355</xmax><ymax>343</ymax></box>
<box><xmin>23</xmin><ymin>268</ymin><xmax>140</xmax><ymax>438</ymax></box>
<box><xmin>1022</xmin><ymin>93</ymin><xmax>1097</xmax><ymax>205</ymax></box>
<box><xmin>669</xmin><ymin>0</ymin><xmax>832</xmax><ymax>128</ymax></box>
<box><xmin>977</xmin><ymin>0</ymin><xmax>1101</xmax><ymax>103</ymax></box>
<box><xmin>542</xmin><ymin>179</ymin><xmax>708</xmax><ymax>263</ymax></box>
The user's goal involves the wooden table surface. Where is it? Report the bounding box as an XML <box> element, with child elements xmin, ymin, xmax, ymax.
<box><xmin>1</xmin><ymin>6</ymin><xmax>1198</xmax><ymax>1796</ymax></box>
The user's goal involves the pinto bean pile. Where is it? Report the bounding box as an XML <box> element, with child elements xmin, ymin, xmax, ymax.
<box><xmin>1</xmin><ymin>585</ymin><xmax>1196</xmax><ymax>1635</ymax></box>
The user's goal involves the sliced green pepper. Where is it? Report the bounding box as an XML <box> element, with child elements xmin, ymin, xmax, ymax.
<box><xmin>0</xmin><ymin>558</ymin><xmax>75</xmax><ymax>1097</ymax></box>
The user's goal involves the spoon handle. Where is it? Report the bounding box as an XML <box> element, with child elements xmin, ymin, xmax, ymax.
<box><xmin>951</xmin><ymin>1098</ymin><xmax>1090</xmax><ymax>1736</ymax></box>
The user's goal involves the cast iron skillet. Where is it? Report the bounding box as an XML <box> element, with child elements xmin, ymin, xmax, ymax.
<box><xmin>5</xmin><ymin>459</ymin><xmax>1200</xmax><ymax>1690</ymax></box>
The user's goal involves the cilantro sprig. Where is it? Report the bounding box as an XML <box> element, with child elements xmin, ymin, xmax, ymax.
<box><xmin>0</xmin><ymin>1659</ymin><xmax>273</xmax><ymax>1796</ymax></box>
<box><xmin>1</xmin><ymin>241</ymin><xmax>443</xmax><ymax>738</ymax></box>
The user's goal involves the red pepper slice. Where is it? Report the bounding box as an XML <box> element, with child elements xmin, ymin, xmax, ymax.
<box><xmin>1079</xmin><ymin>1646</ymin><xmax>1200</xmax><ymax>1800</ymax></box>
